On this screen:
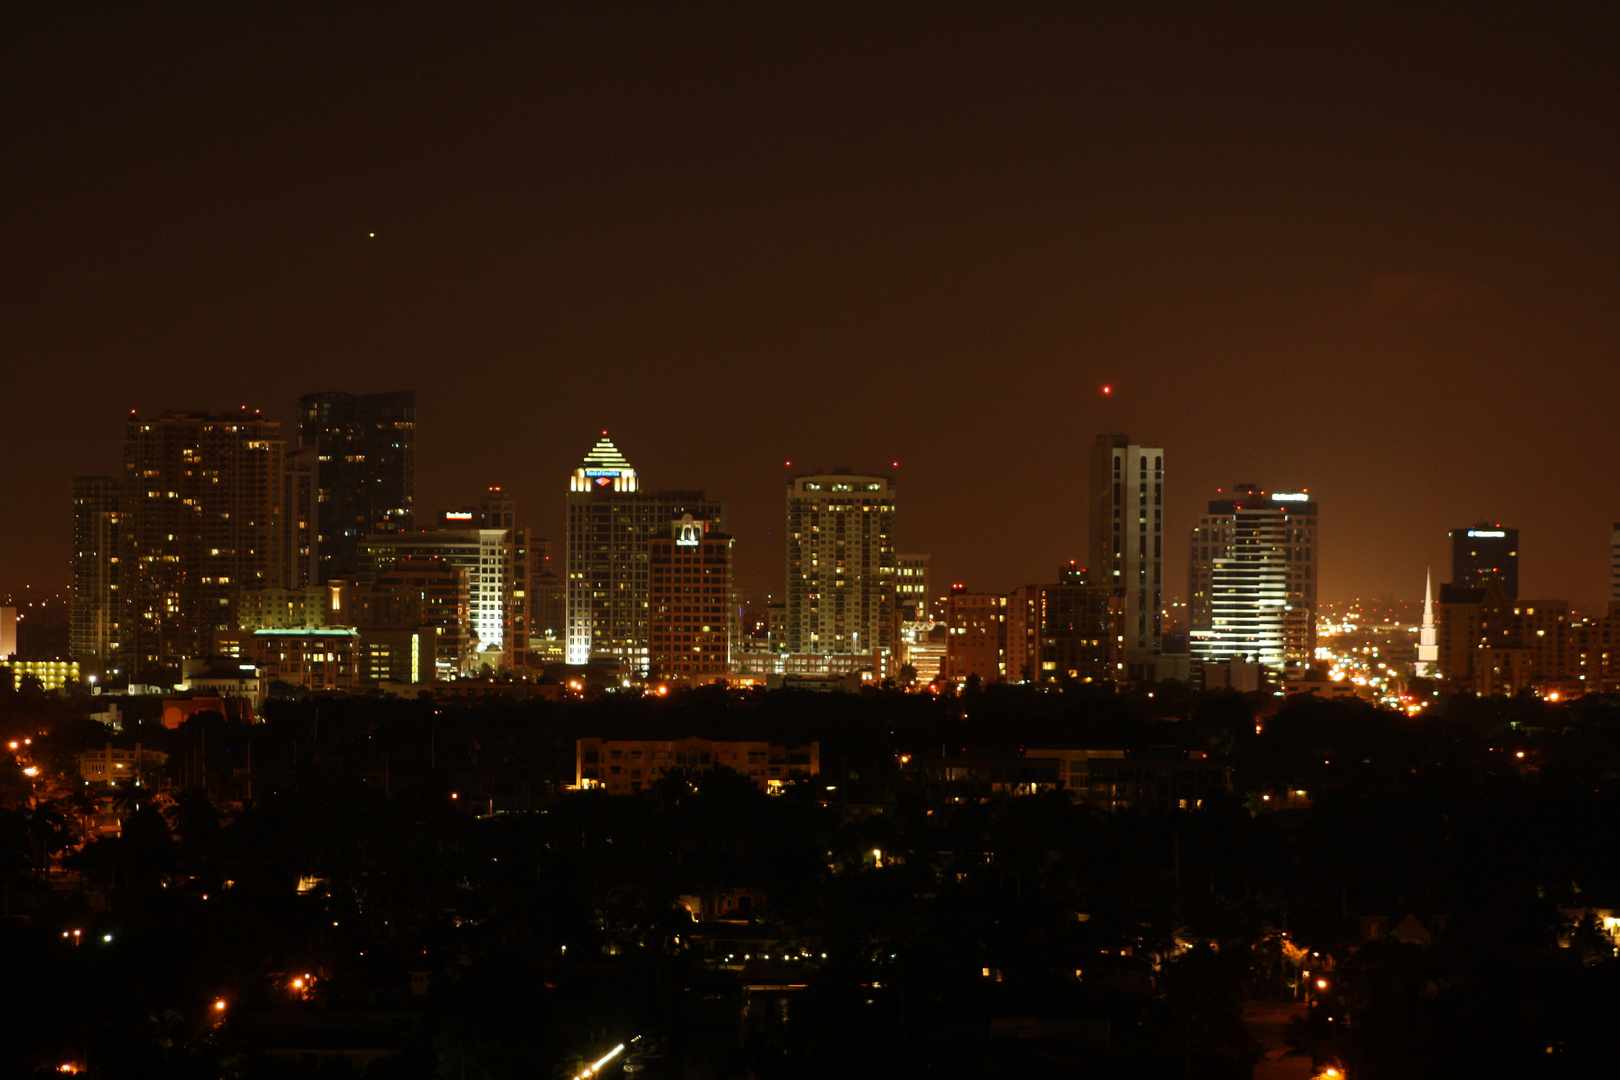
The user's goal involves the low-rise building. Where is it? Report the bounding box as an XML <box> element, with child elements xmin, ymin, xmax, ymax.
<box><xmin>79</xmin><ymin>743</ymin><xmax>167</xmax><ymax>785</ymax></box>
<box><xmin>576</xmin><ymin>736</ymin><xmax>820</xmax><ymax>795</ymax></box>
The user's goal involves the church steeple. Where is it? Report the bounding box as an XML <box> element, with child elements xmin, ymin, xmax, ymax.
<box><xmin>1415</xmin><ymin>568</ymin><xmax>1439</xmax><ymax>677</ymax></box>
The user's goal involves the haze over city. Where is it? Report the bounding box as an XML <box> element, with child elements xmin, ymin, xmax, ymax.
<box><xmin>3</xmin><ymin>3</ymin><xmax>1617</xmax><ymax>608</ymax></box>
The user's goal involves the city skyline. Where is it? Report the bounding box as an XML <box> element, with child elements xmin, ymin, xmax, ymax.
<box><xmin>3</xmin><ymin>4</ymin><xmax>1617</xmax><ymax>611</ymax></box>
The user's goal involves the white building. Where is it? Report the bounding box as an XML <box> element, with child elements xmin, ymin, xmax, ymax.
<box><xmin>1089</xmin><ymin>435</ymin><xmax>1164</xmax><ymax>680</ymax></box>
<box><xmin>1191</xmin><ymin>502</ymin><xmax>1289</xmax><ymax>678</ymax></box>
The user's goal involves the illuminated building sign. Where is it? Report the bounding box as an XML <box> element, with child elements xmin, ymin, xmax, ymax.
<box><xmin>674</xmin><ymin>514</ymin><xmax>703</xmax><ymax>546</ymax></box>
<box><xmin>1468</xmin><ymin>530</ymin><xmax>1506</xmax><ymax>538</ymax></box>
<box><xmin>1272</xmin><ymin>493</ymin><xmax>1309</xmax><ymax>502</ymax></box>
<box><xmin>444</xmin><ymin>511</ymin><xmax>474</xmax><ymax>521</ymax></box>
<box><xmin>584</xmin><ymin>469</ymin><xmax>621</xmax><ymax>478</ymax></box>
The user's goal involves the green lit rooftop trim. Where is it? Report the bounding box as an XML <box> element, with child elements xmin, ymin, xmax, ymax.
<box><xmin>251</xmin><ymin>628</ymin><xmax>359</xmax><ymax>637</ymax></box>
<box><xmin>580</xmin><ymin>435</ymin><xmax>634</xmax><ymax>473</ymax></box>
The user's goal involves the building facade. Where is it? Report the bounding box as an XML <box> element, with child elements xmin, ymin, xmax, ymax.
<box><xmin>70</xmin><ymin>475</ymin><xmax>123</xmax><ymax>663</ymax></box>
<box><xmin>120</xmin><ymin>410</ymin><xmax>285</xmax><ymax>679</ymax></box>
<box><xmin>361</xmin><ymin>527</ymin><xmax>507</xmax><ymax>669</ymax></box>
<box><xmin>1189</xmin><ymin>487</ymin><xmax>1317</xmax><ymax>675</ymax></box>
<box><xmin>784</xmin><ymin>470</ymin><xmax>896</xmax><ymax>665</ymax></box>
<box><xmin>944</xmin><ymin>590</ymin><xmax>1006</xmax><ymax>684</ymax></box>
<box><xmin>298</xmin><ymin>390</ymin><xmax>415</xmax><ymax>583</ymax></box>
<box><xmin>1088</xmin><ymin>434</ymin><xmax>1163</xmax><ymax>680</ymax></box>
<box><xmin>1007</xmin><ymin>565</ymin><xmax>1113</xmax><ymax>684</ymax></box>
<box><xmin>1450</xmin><ymin>523</ymin><xmax>1519</xmax><ymax>604</ymax></box>
<box><xmin>649</xmin><ymin>516</ymin><xmax>732</xmax><ymax>682</ymax></box>
<box><xmin>565</xmin><ymin>436</ymin><xmax>724</xmax><ymax>670</ymax></box>
<box><xmin>576</xmin><ymin>736</ymin><xmax>820</xmax><ymax>795</ymax></box>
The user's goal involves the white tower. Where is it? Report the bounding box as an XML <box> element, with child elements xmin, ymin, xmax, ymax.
<box><xmin>1415</xmin><ymin>569</ymin><xmax>1439</xmax><ymax>677</ymax></box>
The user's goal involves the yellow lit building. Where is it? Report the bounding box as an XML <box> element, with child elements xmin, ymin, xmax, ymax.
<box><xmin>4</xmin><ymin>657</ymin><xmax>81</xmax><ymax>691</ymax></box>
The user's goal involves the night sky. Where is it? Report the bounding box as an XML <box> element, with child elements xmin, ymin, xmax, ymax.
<box><xmin>3</xmin><ymin>3</ymin><xmax>1616</xmax><ymax>610</ymax></box>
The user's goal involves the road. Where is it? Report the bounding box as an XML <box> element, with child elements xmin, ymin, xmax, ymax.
<box><xmin>1243</xmin><ymin>1001</ymin><xmax>1316</xmax><ymax>1080</ymax></box>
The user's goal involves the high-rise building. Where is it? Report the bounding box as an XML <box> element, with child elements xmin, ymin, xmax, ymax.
<box><xmin>361</xmin><ymin>527</ymin><xmax>508</xmax><ymax>671</ymax></box>
<box><xmin>70</xmin><ymin>475</ymin><xmax>123</xmax><ymax>664</ymax></box>
<box><xmin>943</xmin><ymin>588</ymin><xmax>1006</xmax><ymax>684</ymax></box>
<box><xmin>284</xmin><ymin>446</ymin><xmax>319</xmax><ymax>588</ymax></box>
<box><xmin>1088</xmin><ymin>434</ymin><xmax>1163</xmax><ymax>679</ymax></box>
<box><xmin>649</xmin><ymin>515</ymin><xmax>733</xmax><ymax>682</ymax></box>
<box><xmin>1007</xmin><ymin>564</ymin><xmax>1113</xmax><ymax>685</ymax></box>
<box><xmin>784</xmin><ymin>470</ymin><xmax>896</xmax><ymax>661</ymax></box>
<box><xmin>374</xmin><ymin>556</ymin><xmax>470</xmax><ymax>678</ymax></box>
<box><xmin>565</xmin><ymin>435</ymin><xmax>723</xmax><ymax>670</ymax></box>
<box><xmin>1190</xmin><ymin>495</ymin><xmax>1289</xmax><ymax>677</ymax></box>
<box><xmin>1450</xmin><ymin>523</ymin><xmax>1518</xmax><ymax>603</ymax></box>
<box><xmin>896</xmin><ymin>553</ymin><xmax>931</xmax><ymax>621</ymax></box>
<box><xmin>1190</xmin><ymin>486</ymin><xmax>1318</xmax><ymax>672</ymax></box>
<box><xmin>298</xmin><ymin>390</ymin><xmax>415</xmax><ymax>583</ymax></box>
<box><xmin>121</xmin><ymin>410</ymin><xmax>285</xmax><ymax>679</ymax></box>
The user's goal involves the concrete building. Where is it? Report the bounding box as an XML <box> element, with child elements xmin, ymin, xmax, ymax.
<box><xmin>576</xmin><ymin>736</ymin><xmax>819</xmax><ymax>795</ymax></box>
<box><xmin>1190</xmin><ymin>486</ymin><xmax>1317</xmax><ymax>675</ymax></box>
<box><xmin>361</xmin><ymin>527</ymin><xmax>508</xmax><ymax>670</ymax></box>
<box><xmin>565</xmin><ymin>435</ymin><xmax>723</xmax><ymax>671</ymax></box>
<box><xmin>70</xmin><ymin>475</ymin><xmax>123</xmax><ymax>664</ymax></box>
<box><xmin>784</xmin><ymin>469</ymin><xmax>896</xmax><ymax>670</ymax></box>
<box><xmin>297</xmin><ymin>390</ymin><xmax>415</xmax><ymax>583</ymax></box>
<box><xmin>1612</xmin><ymin>524</ymin><xmax>1620</xmax><ymax>608</ymax></box>
<box><xmin>1088</xmin><ymin>434</ymin><xmax>1163</xmax><ymax>680</ymax></box>
<box><xmin>373</xmin><ymin>557</ymin><xmax>471</xmax><ymax>678</ymax></box>
<box><xmin>1450</xmin><ymin>523</ymin><xmax>1519</xmax><ymax>604</ymax></box>
<box><xmin>283</xmin><ymin>446</ymin><xmax>320</xmax><ymax>589</ymax></box>
<box><xmin>649</xmin><ymin>515</ymin><xmax>733</xmax><ymax>682</ymax></box>
<box><xmin>249</xmin><ymin>628</ymin><xmax>362</xmax><ymax>693</ymax></box>
<box><xmin>1189</xmin><ymin>489</ymin><xmax>1294</xmax><ymax>680</ymax></box>
<box><xmin>120</xmin><ymin>410</ymin><xmax>285</xmax><ymax>680</ymax></box>
<box><xmin>944</xmin><ymin>589</ymin><xmax>1006</xmax><ymax>684</ymax></box>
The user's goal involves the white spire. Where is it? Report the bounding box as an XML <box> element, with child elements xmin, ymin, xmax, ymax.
<box><xmin>1416</xmin><ymin>567</ymin><xmax>1439</xmax><ymax>676</ymax></box>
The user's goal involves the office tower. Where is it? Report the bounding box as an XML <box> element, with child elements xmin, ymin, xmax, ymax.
<box><xmin>1415</xmin><ymin>570</ymin><xmax>1439</xmax><ymax>677</ymax></box>
<box><xmin>1088</xmin><ymin>434</ymin><xmax>1163</xmax><ymax>679</ymax></box>
<box><xmin>70</xmin><ymin>475</ymin><xmax>123</xmax><ymax>664</ymax></box>
<box><xmin>1190</xmin><ymin>497</ymin><xmax>1289</xmax><ymax>676</ymax></box>
<box><xmin>649</xmin><ymin>515</ymin><xmax>733</xmax><ymax>681</ymax></box>
<box><xmin>0</xmin><ymin>608</ymin><xmax>15</xmax><ymax>661</ymax></box>
<box><xmin>360</xmin><ymin>527</ymin><xmax>507</xmax><ymax>670</ymax></box>
<box><xmin>283</xmin><ymin>447</ymin><xmax>319</xmax><ymax>588</ymax></box>
<box><xmin>1007</xmin><ymin>564</ymin><xmax>1113</xmax><ymax>684</ymax></box>
<box><xmin>943</xmin><ymin>588</ymin><xmax>1006</xmax><ymax>684</ymax></box>
<box><xmin>565</xmin><ymin>435</ymin><xmax>723</xmax><ymax>670</ymax></box>
<box><xmin>1449</xmin><ymin>523</ymin><xmax>1518</xmax><ymax>603</ymax></box>
<box><xmin>784</xmin><ymin>469</ymin><xmax>897</xmax><ymax>660</ymax></box>
<box><xmin>1190</xmin><ymin>486</ymin><xmax>1318</xmax><ymax>670</ymax></box>
<box><xmin>121</xmin><ymin>410</ymin><xmax>285</xmax><ymax>679</ymax></box>
<box><xmin>298</xmin><ymin>390</ymin><xmax>416</xmax><ymax>583</ymax></box>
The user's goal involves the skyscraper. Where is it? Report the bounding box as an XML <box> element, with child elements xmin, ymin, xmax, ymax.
<box><xmin>360</xmin><ymin>526</ymin><xmax>508</xmax><ymax>671</ymax></box>
<box><xmin>1191</xmin><ymin>500</ymin><xmax>1289</xmax><ymax>676</ymax></box>
<box><xmin>1190</xmin><ymin>486</ymin><xmax>1318</xmax><ymax>671</ymax></box>
<box><xmin>565</xmin><ymin>435</ymin><xmax>722</xmax><ymax>670</ymax></box>
<box><xmin>121</xmin><ymin>410</ymin><xmax>285</xmax><ymax>678</ymax></box>
<box><xmin>1088</xmin><ymin>434</ymin><xmax>1163</xmax><ymax>679</ymax></box>
<box><xmin>784</xmin><ymin>469</ymin><xmax>896</xmax><ymax>661</ymax></box>
<box><xmin>298</xmin><ymin>390</ymin><xmax>416</xmax><ymax>583</ymax></box>
<box><xmin>649</xmin><ymin>515</ymin><xmax>733</xmax><ymax>681</ymax></box>
<box><xmin>70</xmin><ymin>475</ymin><xmax>123</xmax><ymax>664</ymax></box>
<box><xmin>1450</xmin><ymin>523</ymin><xmax>1518</xmax><ymax>603</ymax></box>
